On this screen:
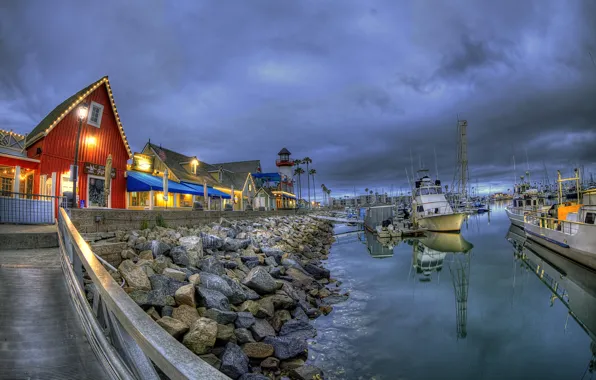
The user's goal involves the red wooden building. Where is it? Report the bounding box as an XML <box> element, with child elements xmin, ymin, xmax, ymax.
<box><xmin>0</xmin><ymin>76</ymin><xmax>132</xmax><ymax>212</ymax></box>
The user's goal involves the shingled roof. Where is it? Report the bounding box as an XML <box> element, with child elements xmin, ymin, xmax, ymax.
<box><xmin>25</xmin><ymin>76</ymin><xmax>132</xmax><ymax>157</ymax></box>
<box><xmin>210</xmin><ymin>160</ymin><xmax>261</xmax><ymax>174</ymax></box>
<box><xmin>147</xmin><ymin>143</ymin><xmax>220</xmax><ymax>187</ymax></box>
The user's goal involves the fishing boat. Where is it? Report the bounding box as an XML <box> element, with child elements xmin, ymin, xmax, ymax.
<box><xmin>505</xmin><ymin>183</ymin><xmax>548</xmax><ymax>228</ymax></box>
<box><xmin>411</xmin><ymin>170</ymin><xmax>466</xmax><ymax>232</ymax></box>
<box><xmin>524</xmin><ymin>169</ymin><xmax>596</xmax><ymax>269</ymax></box>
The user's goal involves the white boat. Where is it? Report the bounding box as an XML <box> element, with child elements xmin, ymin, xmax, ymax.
<box><xmin>524</xmin><ymin>169</ymin><xmax>596</xmax><ymax>269</ymax></box>
<box><xmin>505</xmin><ymin>187</ymin><xmax>548</xmax><ymax>228</ymax></box>
<box><xmin>411</xmin><ymin>170</ymin><xmax>466</xmax><ymax>232</ymax></box>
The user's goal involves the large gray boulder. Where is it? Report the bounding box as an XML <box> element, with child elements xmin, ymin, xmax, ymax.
<box><xmin>170</xmin><ymin>246</ymin><xmax>189</xmax><ymax>266</ymax></box>
<box><xmin>220</xmin><ymin>342</ymin><xmax>249</xmax><ymax>379</ymax></box>
<box><xmin>303</xmin><ymin>263</ymin><xmax>330</xmax><ymax>280</ymax></box>
<box><xmin>204</xmin><ymin>309</ymin><xmax>237</xmax><ymax>325</ymax></box>
<box><xmin>241</xmin><ymin>267</ymin><xmax>277</xmax><ymax>295</ymax></box>
<box><xmin>201</xmin><ymin>233</ymin><xmax>224</xmax><ymax>250</ymax></box>
<box><xmin>199</xmin><ymin>272</ymin><xmax>235</xmax><ymax>298</ymax></box>
<box><xmin>222</xmin><ymin>276</ymin><xmax>248</xmax><ymax>305</ymax></box>
<box><xmin>223</xmin><ymin>237</ymin><xmax>251</xmax><ymax>252</ymax></box>
<box><xmin>199</xmin><ymin>256</ymin><xmax>225</xmax><ymax>276</ymax></box>
<box><xmin>128</xmin><ymin>290</ymin><xmax>175</xmax><ymax>308</ymax></box>
<box><xmin>250</xmin><ymin>318</ymin><xmax>276</xmax><ymax>341</ymax></box>
<box><xmin>196</xmin><ymin>287</ymin><xmax>230</xmax><ymax>311</ymax></box>
<box><xmin>151</xmin><ymin>240</ymin><xmax>171</xmax><ymax>257</ymax></box>
<box><xmin>234</xmin><ymin>312</ymin><xmax>256</xmax><ymax>329</ymax></box>
<box><xmin>149</xmin><ymin>274</ymin><xmax>185</xmax><ymax>297</ymax></box>
<box><xmin>278</xmin><ymin>319</ymin><xmax>316</xmax><ymax>340</ymax></box>
<box><xmin>263</xmin><ymin>335</ymin><xmax>308</xmax><ymax>360</ymax></box>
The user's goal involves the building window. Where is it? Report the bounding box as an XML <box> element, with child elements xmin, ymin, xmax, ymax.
<box><xmin>154</xmin><ymin>192</ymin><xmax>174</xmax><ymax>208</ymax></box>
<box><xmin>130</xmin><ymin>192</ymin><xmax>149</xmax><ymax>207</ymax></box>
<box><xmin>87</xmin><ymin>101</ymin><xmax>104</xmax><ymax>128</ymax></box>
<box><xmin>1</xmin><ymin>177</ymin><xmax>13</xmax><ymax>195</ymax></box>
<box><xmin>179</xmin><ymin>194</ymin><xmax>193</xmax><ymax>207</ymax></box>
<box><xmin>249</xmin><ymin>184</ymin><xmax>252</xmax><ymax>191</ymax></box>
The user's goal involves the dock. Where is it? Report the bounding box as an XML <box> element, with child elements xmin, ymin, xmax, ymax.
<box><xmin>364</xmin><ymin>221</ymin><xmax>427</xmax><ymax>237</ymax></box>
<box><xmin>312</xmin><ymin>215</ymin><xmax>364</xmax><ymax>224</ymax></box>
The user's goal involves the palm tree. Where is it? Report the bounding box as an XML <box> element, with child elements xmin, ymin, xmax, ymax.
<box><xmin>321</xmin><ymin>184</ymin><xmax>328</xmax><ymax>206</ymax></box>
<box><xmin>303</xmin><ymin>157</ymin><xmax>312</xmax><ymax>205</ymax></box>
<box><xmin>294</xmin><ymin>167</ymin><xmax>305</xmax><ymax>201</ymax></box>
<box><xmin>309</xmin><ymin>168</ymin><xmax>317</xmax><ymax>206</ymax></box>
<box><xmin>293</xmin><ymin>159</ymin><xmax>303</xmax><ymax>199</ymax></box>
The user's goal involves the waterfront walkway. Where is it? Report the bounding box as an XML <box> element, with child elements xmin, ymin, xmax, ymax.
<box><xmin>312</xmin><ymin>215</ymin><xmax>364</xmax><ymax>224</ymax></box>
<box><xmin>0</xmin><ymin>225</ymin><xmax>108</xmax><ymax>380</ymax></box>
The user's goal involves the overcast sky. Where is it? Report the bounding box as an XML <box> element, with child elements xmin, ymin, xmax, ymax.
<box><xmin>1</xmin><ymin>0</ymin><xmax>595</xmax><ymax>196</ymax></box>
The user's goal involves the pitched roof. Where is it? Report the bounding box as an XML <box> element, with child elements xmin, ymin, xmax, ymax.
<box><xmin>147</xmin><ymin>143</ymin><xmax>220</xmax><ymax>187</ymax></box>
<box><xmin>256</xmin><ymin>187</ymin><xmax>274</xmax><ymax>197</ymax></box>
<box><xmin>210</xmin><ymin>160</ymin><xmax>261</xmax><ymax>174</ymax></box>
<box><xmin>278</xmin><ymin>147</ymin><xmax>291</xmax><ymax>155</ymax></box>
<box><xmin>25</xmin><ymin>76</ymin><xmax>132</xmax><ymax>157</ymax></box>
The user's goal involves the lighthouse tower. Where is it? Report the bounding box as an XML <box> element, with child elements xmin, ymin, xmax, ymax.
<box><xmin>276</xmin><ymin>148</ymin><xmax>294</xmax><ymax>194</ymax></box>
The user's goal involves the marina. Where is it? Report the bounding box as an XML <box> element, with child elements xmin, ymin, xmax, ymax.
<box><xmin>309</xmin><ymin>206</ymin><xmax>596</xmax><ymax>380</ymax></box>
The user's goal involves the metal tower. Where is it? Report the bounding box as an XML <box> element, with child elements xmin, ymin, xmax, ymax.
<box><xmin>451</xmin><ymin>119</ymin><xmax>469</xmax><ymax>202</ymax></box>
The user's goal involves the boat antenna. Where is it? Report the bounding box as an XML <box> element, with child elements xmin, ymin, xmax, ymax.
<box><xmin>434</xmin><ymin>146</ymin><xmax>439</xmax><ymax>180</ymax></box>
<box><xmin>405</xmin><ymin>167</ymin><xmax>412</xmax><ymax>190</ymax></box>
<box><xmin>410</xmin><ymin>148</ymin><xmax>415</xmax><ymax>178</ymax></box>
<box><xmin>525</xmin><ymin>148</ymin><xmax>530</xmax><ymax>171</ymax></box>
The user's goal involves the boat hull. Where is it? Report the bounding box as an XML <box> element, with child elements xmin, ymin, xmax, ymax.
<box><xmin>416</xmin><ymin>213</ymin><xmax>465</xmax><ymax>232</ymax></box>
<box><xmin>524</xmin><ymin>221</ymin><xmax>596</xmax><ymax>270</ymax></box>
<box><xmin>505</xmin><ymin>207</ymin><xmax>525</xmax><ymax>228</ymax></box>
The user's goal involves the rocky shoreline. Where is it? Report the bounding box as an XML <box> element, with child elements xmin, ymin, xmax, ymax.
<box><xmin>89</xmin><ymin>215</ymin><xmax>344</xmax><ymax>379</ymax></box>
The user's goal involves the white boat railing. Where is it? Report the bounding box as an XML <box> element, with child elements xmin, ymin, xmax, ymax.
<box><xmin>524</xmin><ymin>213</ymin><xmax>585</xmax><ymax>236</ymax></box>
<box><xmin>414</xmin><ymin>200</ymin><xmax>455</xmax><ymax>217</ymax></box>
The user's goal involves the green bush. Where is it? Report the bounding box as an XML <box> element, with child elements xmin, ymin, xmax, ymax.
<box><xmin>140</xmin><ymin>219</ymin><xmax>149</xmax><ymax>230</ymax></box>
<box><xmin>156</xmin><ymin>214</ymin><xmax>167</xmax><ymax>228</ymax></box>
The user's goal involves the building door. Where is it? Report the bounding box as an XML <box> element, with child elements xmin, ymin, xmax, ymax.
<box><xmin>88</xmin><ymin>175</ymin><xmax>109</xmax><ymax>208</ymax></box>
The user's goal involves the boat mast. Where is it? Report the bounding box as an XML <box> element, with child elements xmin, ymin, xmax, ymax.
<box><xmin>456</xmin><ymin>118</ymin><xmax>469</xmax><ymax>199</ymax></box>
<box><xmin>434</xmin><ymin>146</ymin><xmax>439</xmax><ymax>180</ymax></box>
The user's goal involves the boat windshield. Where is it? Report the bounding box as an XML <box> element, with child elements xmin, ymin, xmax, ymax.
<box><xmin>416</xmin><ymin>187</ymin><xmax>442</xmax><ymax>196</ymax></box>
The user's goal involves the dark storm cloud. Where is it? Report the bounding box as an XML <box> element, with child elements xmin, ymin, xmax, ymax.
<box><xmin>1</xmin><ymin>0</ymin><xmax>595</xmax><ymax>197</ymax></box>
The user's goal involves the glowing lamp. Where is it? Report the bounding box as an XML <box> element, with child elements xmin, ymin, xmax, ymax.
<box><xmin>86</xmin><ymin>136</ymin><xmax>97</xmax><ymax>145</ymax></box>
<box><xmin>78</xmin><ymin>103</ymin><xmax>89</xmax><ymax>120</ymax></box>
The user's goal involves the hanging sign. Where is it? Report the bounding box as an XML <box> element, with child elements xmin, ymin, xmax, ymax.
<box><xmin>131</xmin><ymin>153</ymin><xmax>154</xmax><ymax>172</ymax></box>
<box><xmin>84</xmin><ymin>162</ymin><xmax>116</xmax><ymax>178</ymax></box>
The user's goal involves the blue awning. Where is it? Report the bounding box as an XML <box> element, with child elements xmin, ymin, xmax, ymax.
<box><xmin>207</xmin><ymin>187</ymin><xmax>232</xmax><ymax>199</ymax></box>
<box><xmin>180</xmin><ymin>182</ymin><xmax>231</xmax><ymax>199</ymax></box>
<box><xmin>126</xmin><ymin>171</ymin><xmax>203</xmax><ymax>195</ymax></box>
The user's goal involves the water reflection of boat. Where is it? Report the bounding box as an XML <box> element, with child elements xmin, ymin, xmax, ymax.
<box><xmin>410</xmin><ymin>232</ymin><xmax>474</xmax><ymax>339</ymax></box>
<box><xmin>363</xmin><ymin>230</ymin><xmax>395</xmax><ymax>258</ymax></box>
<box><xmin>506</xmin><ymin>228</ymin><xmax>596</xmax><ymax>373</ymax></box>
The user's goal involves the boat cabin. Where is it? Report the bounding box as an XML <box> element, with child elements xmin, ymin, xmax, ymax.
<box><xmin>413</xmin><ymin>172</ymin><xmax>453</xmax><ymax>216</ymax></box>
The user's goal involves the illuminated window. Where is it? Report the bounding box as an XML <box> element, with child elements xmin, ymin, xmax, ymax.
<box><xmin>87</xmin><ymin>101</ymin><xmax>104</xmax><ymax>128</ymax></box>
<box><xmin>154</xmin><ymin>192</ymin><xmax>174</xmax><ymax>208</ymax></box>
<box><xmin>130</xmin><ymin>192</ymin><xmax>149</xmax><ymax>207</ymax></box>
<box><xmin>179</xmin><ymin>194</ymin><xmax>193</xmax><ymax>207</ymax></box>
<box><xmin>249</xmin><ymin>184</ymin><xmax>252</xmax><ymax>191</ymax></box>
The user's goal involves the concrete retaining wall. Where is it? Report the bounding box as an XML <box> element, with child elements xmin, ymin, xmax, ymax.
<box><xmin>70</xmin><ymin>209</ymin><xmax>310</xmax><ymax>233</ymax></box>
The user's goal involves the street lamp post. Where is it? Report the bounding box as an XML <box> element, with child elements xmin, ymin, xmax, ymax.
<box><xmin>72</xmin><ymin>103</ymin><xmax>88</xmax><ymax>208</ymax></box>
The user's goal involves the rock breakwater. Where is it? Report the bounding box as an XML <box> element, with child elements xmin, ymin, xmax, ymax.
<box><xmin>99</xmin><ymin>215</ymin><xmax>340</xmax><ymax>379</ymax></box>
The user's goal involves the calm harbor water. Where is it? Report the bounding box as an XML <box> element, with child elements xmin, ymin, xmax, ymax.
<box><xmin>309</xmin><ymin>203</ymin><xmax>596</xmax><ymax>380</ymax></box>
